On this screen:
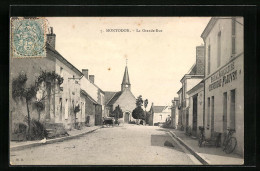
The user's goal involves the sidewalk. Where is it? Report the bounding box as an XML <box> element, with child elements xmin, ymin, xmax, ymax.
<box><xmin>170</xmin><ymin>129</ymin><xmax>244</xmax><ymax>165</ymax></box>
<box><xmin>10</xmin><ymin>126</ymin><xmax>100</xmax><ymax>151</ymax></box>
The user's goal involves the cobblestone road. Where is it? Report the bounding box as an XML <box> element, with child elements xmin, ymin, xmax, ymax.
<box><xmin>10</xmin><ymin>124</ymin><xmax>197</xmax><ymax>165</ymax></box>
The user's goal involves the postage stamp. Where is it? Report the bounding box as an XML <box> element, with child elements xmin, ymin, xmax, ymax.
<box><xmin>10</xmin><ymin>17</ymin><xmax>47</xmax><ymax>58</ymax></box>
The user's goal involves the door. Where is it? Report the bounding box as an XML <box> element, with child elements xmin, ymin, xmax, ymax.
<box><xmin>86</xmin><ymin>115</ymin><xmax>90</xmax><ymax>124</ymax></box>
<box><xmin>59</xmin><ymin>98</ymin><xmax>62</xmax><ymax>121</ymax></box>
<box><xmin>230</xmin><ymin>90</ymin><xmax>236</xmax><ymax>129</ymax></box>
<box><xmin>223</xmin><ymin>92</ymin><xmax>227</xmax><ymax>132</ymax></box>
<box><xmin>45</xmin><ymin>82</ymin><xmax>51</xmax><ymax>120</ymax></box>
<box><xmin>124</xmin><ymin>112</ymin><xmax>130</xmax><ymax>123</ymax></box>
<box><xmin>211</xmin><ymin>96</ymin><xmax>215</xmax><ymax>137</ymax></box>
<box><xmin>186</xmin><ymin>109</ymin><xmax>189</xmax><ymax>132</ymax></box>
<box><xmin>192</xmin><ymin>95</ymin><xmax>198</xmax><ymax>136</ymax></box>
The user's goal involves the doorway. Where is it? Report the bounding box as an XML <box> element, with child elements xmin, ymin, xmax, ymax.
<box><xmin>124</xmin><ymin>112</ymin><xmax>130</xmax><ymax>123</ymax></box>
<box><xmin>211</xmin><ymin>96</ymin><xmax>215</xmax><ymax>137</ymax></box>
<box><xmin>223</xmin><ymin>92</ymin><xmax>227</xmax><ymax>132</ymax></box>
<box><xmin>230</xmin><ymin>89</ymin><xmax>236</xmax><ymax>130</ymax></box>
<box><xmin>192</xmin><ymin>95</ymin><xmax>198</xmax><ymax>136</ymax></box>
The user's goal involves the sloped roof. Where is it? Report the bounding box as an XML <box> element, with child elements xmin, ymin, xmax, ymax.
<box><xmin>46</xmin><ymin>43</ymin><xmax>82</xmax><ymax>76</ymax></box>
<box><xmin>104</xmin><ymin>91</ymin><xmax>117</xmax><ymax>104</ymax></box>
<box><xmin>153</xmin><ymin>106</ymin><xmax>167</xmax><ymax>113</ymax></box>
<box><xmin>107</xmin><ymin>91</ymin><xmax>122</xmax><ymax>106</ymax></box>
<box><xmin>187</xmin><ymin>81</ymin><xmax>204</xmax><ymax>95</ymax></box>
<box><xmin>122</xmin><ymin>66</ymin><xmax>130</xmax><ymax>85</ymax></box>
<box><xmin>80</xmin><ymin>89</ymin><xmax>98</xmax><ymax>105</ymax></box>
<box><xmin>188</xmin><ymin>64</ymin><xmax>197</xmax><ymax>75</ymax></box>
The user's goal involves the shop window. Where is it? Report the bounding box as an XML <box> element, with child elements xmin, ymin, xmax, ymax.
<box><xmin>217</xmin><ymin>31</ymin><xmax>221</xmax><ymax>67</ymax></box>
<box><xmin>230</xmin><ymin>89</ymin><xmax>236</xmax><ymax>129</ymax></box>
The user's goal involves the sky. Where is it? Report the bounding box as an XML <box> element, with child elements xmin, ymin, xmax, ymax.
<box><xmin>46</xmin><ymin>17</ymin><xmax>211</xmax><ymax>108</ymax></box>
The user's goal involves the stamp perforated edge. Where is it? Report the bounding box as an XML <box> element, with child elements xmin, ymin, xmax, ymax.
<box><xmin>10</xmin><ymin>17</ymin><xmax>47</xmax><ymax>59</ymax></box>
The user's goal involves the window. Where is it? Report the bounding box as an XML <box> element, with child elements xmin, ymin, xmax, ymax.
<box><xmin>232</xmin><ymin>18</ymin><xmax>236</xmax><ymax>55</ymax></box>
<box><xmin>207</xmin><ymin>45</ymin><xmax>211</xmax><ymax>75</ymax></box>
<box><xmin>217</xmin><ymin>31</ymin><xmax>221</xmax><ymax>67</ymax></box>
<box><xmin>65</xmin><ymin>99</ymin><xmax>68</xmax><ymax>119</ymax></box>
<box><xmin>60</xmin><ymin>67</ymin><xmax>63</xmax><ymax>77</ymax></box>
<box><xmin>230</xmin><ymin>89</ymin><xmax>236</xmax><ymax>129</ymax></box>
<box><xmin>59</xmin><ymin>98</ymin><xmax>62</xmax><ymax>121</ymax></box>
<box><xmin>207</xmin><ymin>97</ymin><xmax>210</xmax><ymax>127</ymax></box>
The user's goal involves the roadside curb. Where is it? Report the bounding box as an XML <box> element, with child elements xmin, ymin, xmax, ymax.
<box><xmin>169</xmin><ymin>131</ymin><xmax>210</xmax><ymax>165</ymax></box>
<box><xmin>10</xmin><ymin>127</ymin><xmax>101</xmax><ymax>151</ymax></box>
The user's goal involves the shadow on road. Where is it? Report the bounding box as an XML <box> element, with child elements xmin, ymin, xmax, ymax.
<box><xmin>151</xmin><ymin>133</ymin><xmax>185</xmax><ymax>154</ymax></box>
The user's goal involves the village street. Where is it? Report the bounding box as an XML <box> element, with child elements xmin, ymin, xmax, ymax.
<box><xmin>10</xmin><ymin>125</ymin><xmax>200</xmax><ymax>165</ymax></box>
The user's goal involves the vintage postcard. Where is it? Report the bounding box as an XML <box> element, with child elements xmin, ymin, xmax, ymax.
<box><xmin>9</xmin><ymin>17</ymin><xmax>244</xmax><ymax>165</ymax></box>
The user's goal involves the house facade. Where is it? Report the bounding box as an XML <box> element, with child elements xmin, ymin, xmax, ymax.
<box><xmin>150</xmin><ymin>106</ymin><xmax>171</xmax><ymax>126</ymax></box>
<box><xmin>80</xmin><ymin>69</ymin><xmax>105</xmax><ymax>126</ymax></box>
<box><xmin>10</xmin><ymin>28</ymin><xmax>84</xmax><ymax>132</ymax></box>
<box><xmin>178</xmin><ymin>46</ymin><xmax>205</xmax><ymax>133</ymax></box>
<box><xmin>201</xmin><ymin>17</ymin><xmax>244</xmax><ymax>156</ymax></box>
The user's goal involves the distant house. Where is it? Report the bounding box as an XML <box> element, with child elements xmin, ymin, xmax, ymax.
<box><xmin>104</xmin><ymin>64</ymin><xmax>136</xmax><ymax>124</ymax></box>
<box><xmin>80</xmin><ymin>69</ymin><xmax>105</xmax><ymax>126</ymax></box>
<box><xmin>150</xmin><ymin>105</ymin><xmax>171</xmax><ymax>126</ymax></box>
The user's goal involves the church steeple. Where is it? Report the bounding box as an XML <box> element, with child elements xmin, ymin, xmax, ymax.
<box><xmin>121</xmin><ymin>59</ymin><xmax>131</xmax><ymax>91</ymax></box>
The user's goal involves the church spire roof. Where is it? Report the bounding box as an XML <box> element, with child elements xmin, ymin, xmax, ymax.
<box><xmin>122</xmin><ymin>65</ymin><xmax>130</xmax><ymax>85</ymax></box>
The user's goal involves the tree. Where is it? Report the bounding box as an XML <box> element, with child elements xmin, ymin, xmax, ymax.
<box><xmin>110</xmin><ymin>105</ymin><xmax>123</xmax><ymax>120</ymax></box>
<box><xmin>144</xmin><ymin>99</ymin><xmax>148</xmax><ymax>111</ymax></box>
<box><xmin>133</xmin><ymin>95</ymin><xmax>146</xmax><ymax>125</ymax></box>
<box><xmin>12</xmin><ymin>73</ymin><xmax>37</xmax><ymax>139</ymax></box>
<box><xmin>144</xmin><ymin>99</ymin><xmax>149</xmax><ymax>125</ymax></box>
<box><xmin>12</xmin><ymin>71</ymin><xmax>64</xmax><ymax>139</ymax></box>
<box><xmin>136</xmin><ymin>95</ymin><xmax>143</xmax><ymax>107</ymax></box>
<box><xmin>34</xmin><ymin>71</ymin><xmax>64</xmax><ymax>121</ymax></box>
<box><xmin>132</xmin><ymin>106</ymin><xmax>145</xmax><ymax>122</ymax></box>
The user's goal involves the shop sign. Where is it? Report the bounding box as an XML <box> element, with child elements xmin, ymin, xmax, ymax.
<box><xmin>209</xmin><ymin>61</ymin><xmax>238</xmax><ymax>91</ymax></box>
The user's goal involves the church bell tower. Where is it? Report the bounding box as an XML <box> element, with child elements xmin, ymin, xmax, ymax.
<box><xmin>121</xmin><ymin>59</ymin><xmax>131</xmax><ymax>92</ymax></box>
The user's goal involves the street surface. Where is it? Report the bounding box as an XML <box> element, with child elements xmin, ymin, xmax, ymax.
<box><xmin>10</xmin><ymin>124</ymin><xmax>197</xmax><ymax>165</ymax></box>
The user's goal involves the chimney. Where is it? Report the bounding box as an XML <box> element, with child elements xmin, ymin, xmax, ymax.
<box><xmin>89</xmin><ymin>75</ymin><xmax>95</xmax><ymax>83</ymax></box>
<box><xmin>82</xmin><ymin>69</ymin><xmax>89</xmax><ymax>79</ymax></box>
<box><xmin>47</xmin><ymin>27</ymin><xmax>56</xmax><ymax>49</ymax></box>
<box><xmin>196</xmin><ymin>45</ymin><xmax>205</xmax><ymax>75</ymax></box>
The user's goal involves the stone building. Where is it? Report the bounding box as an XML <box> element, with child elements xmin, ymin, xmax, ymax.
<box><xmin>201</xmin><ymin>17</ymin><xmax>244</xmax><ymax>156</ymax></box>
<box><xmin>177</xmin><ymin>46</ymin><xmax>205</xmax><ymax>133</ymax></box>
<box><xmin>104</xmin><ymin>64</ymin><xmax>136</xmax><ymax>124</ymax></box>
<box><xmin>10</xmin><ymin>27</ymin><xmax>84</xmax><ymax>132</ymax></box>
